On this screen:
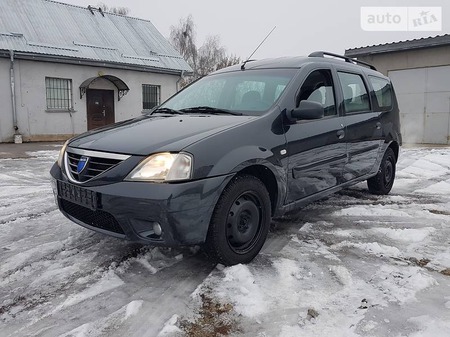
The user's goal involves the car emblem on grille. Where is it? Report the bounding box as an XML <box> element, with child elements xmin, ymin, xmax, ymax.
<box><xmin>77</xmin><ymin>156</ymin><xmax>89</xmax><ymax>174</ymax></box>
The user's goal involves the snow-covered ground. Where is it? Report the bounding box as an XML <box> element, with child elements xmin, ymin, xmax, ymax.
<box><xmin>1</xmin><ymin>147</ymin><xmax>449</xmax><ymax>337</ymax></box>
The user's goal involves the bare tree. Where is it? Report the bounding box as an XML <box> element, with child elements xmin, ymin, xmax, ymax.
<box><xmin>197</xmin><ymin>36</ymin><xmax>226</xmax><ymax>77</ymax></box>
<box><xmin>169</xmin><ymin>16</ymin><xmax>241</xmax><ymax>85</ymax></box>
<box><xmin>169</xmin><ymin>15</ymin><xmax>198</xmax><ymax>74</ymax></box>
<box><xmin>217</xmin><ymin>54</ymin><xmax>241</xmax><ymax>70</ymax></box>
<box><xmin>97</xmin><ymin>2</ymin><xmax>130</xmax><ymax>15</ymax></box>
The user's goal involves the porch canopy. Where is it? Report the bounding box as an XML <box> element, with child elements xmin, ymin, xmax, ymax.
<box><xmin>80</xmin><ymin>75</ymin><xmax>129</xmax><ymax>101</ymax></box>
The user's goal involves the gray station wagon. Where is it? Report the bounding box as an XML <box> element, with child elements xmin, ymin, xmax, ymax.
<box><xmin>51</xmin><ymin>52</ymin><xmax>402</xmax><ymax>265</ymax></box>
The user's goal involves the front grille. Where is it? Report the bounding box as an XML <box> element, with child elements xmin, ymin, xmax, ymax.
<box><xmin>66</xmin><ymin>151</ymin><xmax>122</xmax><ymax>183</ymax></box>
<box><xmin>61</xmin><ymin>199</ymin><xmax>125</xmax><ymax>234</ymax></box>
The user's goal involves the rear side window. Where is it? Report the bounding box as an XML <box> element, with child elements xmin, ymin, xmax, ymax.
<box><xmin>338</xmin><ymin>72</ymin><xmax>370</xmax><ymax>113</ymax></box>
<box><xmin>368</xmin><ymin>76</ymin><xmax>393</xmax><ymax>110</ymax></box>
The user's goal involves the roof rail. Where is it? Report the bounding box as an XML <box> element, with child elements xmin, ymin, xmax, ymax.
<box><xmin>308</xmin><ymin>51</ymin><xmax>377</xmax><ymax>71</ymax></box>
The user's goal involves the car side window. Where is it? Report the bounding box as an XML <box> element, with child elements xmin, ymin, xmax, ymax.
<box><xmin>297</xmin><ymin>69</ymin><xmax>337</xmax><ymax>117</ymax></box>
<box><xmin>337</xmin><ymin>72</ymin><xmax>370</xmax><ymax>113</ymax></box>
<box><xmin>368</xmin><ymin>76</ymin><xmax>393</xmax><ymax>111</ymax></box>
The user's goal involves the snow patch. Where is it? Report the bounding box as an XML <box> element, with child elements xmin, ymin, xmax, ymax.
<box><xmin>29</xmin><ymin>265</ymin><xmax>81</xmax><ymax>288</ymax></box>
<box><xmin>430</xmin><ymin>250</ymin><xmax>450</xmax><ymax>270</ymax></box>
<box><xmin>386</xmin><ymin>195</ymin><xmax>408</xmax><ymax>202</ymax></box>
<box><xmin>299</xmin><ymin>222</ymin><xmax>315</xmax><ymax>232</ymax></box>
<box><xmin>405</xmin><ymin>315</ymin><xmax>450</xmax><ymax>337</ymax></box>
<box><xmin>414</xmin><ymin>180</ymin><xmax>450</xmax><ymax>195</ymax></box>
<box><xmin>329</xmin><ymin>265</ymin><xmax>353</xmax><ymax>286</ymax></box>
<box><xmin>157</xmin><ymin>314</ymin><xmax>182</xmax><ymax>336</ymax></box>
<box><xmin>373</xmin><ymin>266</ymin><xmax>438</xmax><ymax>304</ymax></box>
<box><xmin>59</xmin><ymin>300</ymin><xmax>144</xmax><ymax>337</ymax></box>
<box><xmin>370</xmin><ymin>227</ymin><xmax>435</xmax><ymax>242</ymax></box>
<box><xmin>333</xmin><ymin>241</ymin><xmax>401</xmax><ymax>258</ymax></box>
<box><xmin>217</xmin><ymin>264</ymin><xmax>266</xmax><ymax>317</ymax></box>
<box><xmin>291</xmin><ymin>237</ymin><xmax>341</xmax><ymax>262</ymax></box>
<box><xmin>124</xmin><ymin>300</ymin><xmax>143</xmax><ymax>320</ymax></box>
<box><xmin>401</xmin><ymin>159</ymin><xmax>448</xmax><ymax>179</ymax></box>
<box><xmin>135</xmin><ymin>258</ymin><xmax>158</xmax><ymax>274</ymax></box>
<box><xmin>61</xmin><ymin>271</ymin><xmax>124</xmax><ymax>308</ymax></box>
<box><xmin>334</xmin><ymin>206</ymin><xmax>411</xmax><ymax>218</ymax></box>
<box><xmin>25</xmin><ymin>150</ymin><xmax>59</xmax><ymax>159</ymax></box>
<box><xmin>331</xmin><ymin>229</ymin><xmax>361</xmax><ymax>238</ymax></box>
<box><xmin>360</xmin><ymin>320</ymin><xmax>377</xmax><ymax>332</ymax></box>
<box><xmin>1</xmin><ymin>241</ymin><xmax>64</xmax><ymax>277</ymax></box>
<box><xmin>279</xmin><ymin>325</ymin><xmax>303</xmax><ymax>337</ymax></box>
<box><xmin>392</xmin><ymin>178</ymin><xmax>420</xmax><ymax>191</ymax></box>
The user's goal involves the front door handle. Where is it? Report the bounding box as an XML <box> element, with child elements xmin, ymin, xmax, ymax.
<box><xmin>337</xmin><ymin>129</ymin><xmax>345</xmax><ymax>139</ymax></box>
<box><xmin>376</xmin><ymin>122</ymin><xmax>381</xmax><ymax>129</ymax></box>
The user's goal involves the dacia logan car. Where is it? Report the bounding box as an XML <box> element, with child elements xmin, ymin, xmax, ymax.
<box><xmin>50</xmin><ymin>52</ymin><xmax>402</xmax><ymax>266</ymax></box>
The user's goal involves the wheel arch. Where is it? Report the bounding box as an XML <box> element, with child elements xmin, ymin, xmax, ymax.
<box><xmin>233</xmin><ymin>164</ymin><xmax>282</xmax><ymax>217</ymax></box>
<box><xmin>388</xmin><ymin>141</ymin><xmax>400</xmax><ymax>163</ymax></box>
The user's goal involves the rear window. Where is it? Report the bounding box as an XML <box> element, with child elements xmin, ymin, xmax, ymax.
<box><xmin>369</xmin><ymin>76</ymin><xmax>393</xmax><ymax>110</ymax></box>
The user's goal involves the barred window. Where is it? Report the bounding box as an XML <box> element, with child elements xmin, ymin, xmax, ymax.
<box><xmin>142</xmin><ymin>84</ymin><xmax>160</xmax><ymax>110</ymax></box>
<box><xmin>45</xmin><ymin>77</ymin><xmax>73</xmax><ymax>110</ymax></box>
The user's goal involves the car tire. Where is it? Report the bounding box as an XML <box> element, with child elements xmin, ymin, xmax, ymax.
<box><xmin>367</xmin><ymin>147</ymin><xmax>396</xmax><ymax>195</ymax></box>
<box><xmin>204</xmin><ymin>175</ymin><xmax>271</xmax><ymax>266</ymax></box>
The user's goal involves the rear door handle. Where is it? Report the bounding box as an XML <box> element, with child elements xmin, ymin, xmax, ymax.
<box><xmin>337</xmin><ymin>129</ymin><xmax>345</xmax><ymax>139</ymax></box>
<box><xmin>376</xmin><ymin>122</ymin><xmax>381</xmax><ymax>129</ymax></box>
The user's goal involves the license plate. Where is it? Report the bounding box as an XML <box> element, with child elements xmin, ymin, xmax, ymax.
<box><xmin>57</xmin><ymin>180</ymin><xmax>97</xmax><ymax>210</ymax></box>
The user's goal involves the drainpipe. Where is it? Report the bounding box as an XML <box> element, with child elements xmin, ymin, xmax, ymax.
<box><xmin>176</xmin><ymin>70</ymin><xmax>185</xmax><ymax>92</ymax></box>
<box><xmin>9</xmin><ymin>50</ymin><xmax>20</xmax><ymax>142</ymax></box>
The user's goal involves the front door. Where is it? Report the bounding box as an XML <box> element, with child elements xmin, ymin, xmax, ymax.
<box><xmin>285</xmin><ymin>68</ymin><xmax>347</xmax><ymax>204</ymax></box>
<box><xmin>86</xmin><ymin>89</ymin><xmax>115</xmax><ymax>130</ymax></box>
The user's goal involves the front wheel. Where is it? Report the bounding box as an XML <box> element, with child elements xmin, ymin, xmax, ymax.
<box><xmin>204</xmin><ymin>175</ymin><xmax>271</xmax><ymax>266</ymax></box>
<box><xmin>367</xmin><ymin>147</ymin><xmax>396</xmax><ymax>195</ymax></box>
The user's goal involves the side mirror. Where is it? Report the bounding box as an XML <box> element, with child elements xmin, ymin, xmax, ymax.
<box><xmin>288</xmin><ymin>100</ymin><xmax>324</xmax><ymax>121</ymax></box>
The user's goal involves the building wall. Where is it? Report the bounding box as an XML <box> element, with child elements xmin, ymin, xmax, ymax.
<box><xmin>0</xmin><ymin>58</ymin><xmax>180</xmax><ymax>142</ymax></box>
<box><xmin>389</xmin><ymin>66</ymin><xmax>450</xmax><ymax>144</ymax></box>
<box><xmin>353</xmin><ymin>45</ymin><xmax>450</xmax><ymax>76</ymax></box>
<box><xmin>354</xmin><ymin>47</ymin><xmax>450</xmax><ymax>145</ymax></box>
<box><xmin>0</xmin><ymin>58</ymin><xmax>14</xmax><ymax>143</ymax></box>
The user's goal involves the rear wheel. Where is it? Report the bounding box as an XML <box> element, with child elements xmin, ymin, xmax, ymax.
<box><xmin>205</xmin><ymin>175</ymin><xmax>271</xmax><ymax>266</ymax></box>
<box><xmin>367</xmin><ymin>147</ymin><xmax>396</xmax><ymax>195</ymax></box>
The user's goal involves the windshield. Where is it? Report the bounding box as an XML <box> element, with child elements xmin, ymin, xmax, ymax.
<box><xmin>159</xmin><ymin>69</ymin><xmax>296</xmax><ymax>116</ymax></box>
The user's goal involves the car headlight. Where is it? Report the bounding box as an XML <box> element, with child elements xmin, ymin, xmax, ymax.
<box><xmin>57</xmin><ymin>139</ymin><xmax>70</xmax><ymax>167</ymax></box>
<box><xmin>126</xmin><ymin>152</ymin><xmax>193</xmax><ymax>182</ymax></box>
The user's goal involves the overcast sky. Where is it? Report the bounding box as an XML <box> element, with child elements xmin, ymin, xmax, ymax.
<box><xmin>60</xmin><ymin>0</ymin><xmax>450</xmax><ymax>59</ymax></box>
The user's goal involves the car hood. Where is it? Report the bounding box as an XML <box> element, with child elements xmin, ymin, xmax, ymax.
<box><xmin>68</xmin><ymin>114</ymin><xmax>257</xmax><ymax>155</ymax></box>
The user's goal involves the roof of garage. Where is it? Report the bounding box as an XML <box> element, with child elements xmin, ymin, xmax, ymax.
<box><xmin>0</xmin><ymin>0</ymin><xmax>192</xmax><ymax>74</ymax></box>
<box><xmin>345</xmin><ymin>34</ymin><xmax>450</xmax><ymax>57</ymax></box>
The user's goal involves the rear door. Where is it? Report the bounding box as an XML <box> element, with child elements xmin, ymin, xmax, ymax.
<box><xmin>337</xmin><ymin>70</ymin><xmax>383</xmax><ymax>181</ymax></box>
<box><xmin>284</xmin><ymin>67</ymin><xmax>347</xmax><ymax>204</ymax></box>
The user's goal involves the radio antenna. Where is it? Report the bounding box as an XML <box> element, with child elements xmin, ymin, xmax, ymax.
<box><xmin>241</xmin><ymin>26</ymin><xmax>276</xmax><ymax>70</ymax></box>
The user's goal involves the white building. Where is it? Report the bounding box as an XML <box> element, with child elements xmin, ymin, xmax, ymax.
<box><xmin>0</xmin><ymin>0</ymin><xmax>191</xmax><ymax>143</ymax></box>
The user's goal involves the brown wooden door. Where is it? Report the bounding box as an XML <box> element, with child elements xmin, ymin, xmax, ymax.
<box><xmin>86</xmin><ymin>89</ymin><xmax>115</xmax><ymax>130</ymax></box>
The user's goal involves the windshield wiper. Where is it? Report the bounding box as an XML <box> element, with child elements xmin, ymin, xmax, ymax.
<box><xmin>151</xmin><ymin>107</ymin><xmax>184</xmax><ymax>115</ymax></box>
<box><xmin>180</xmin><ymin>106</ymin><xmax>242</xmax><ymax>116</ymax></box>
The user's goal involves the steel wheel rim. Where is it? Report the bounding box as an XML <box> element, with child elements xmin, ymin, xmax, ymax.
<box><xmin>384</xmin><ymin>156</ymin><xmax>394</xmax><ymax>187</ymax></box>
<box><xmin>225</xmin><ymin>191</ymin><xmax>263</xmax><ymax>254</ymax></box>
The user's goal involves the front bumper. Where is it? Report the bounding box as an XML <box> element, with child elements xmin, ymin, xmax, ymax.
<box><xmin>50</xmin><ymin>163</ymin><xmax>232</xmax><ymax>246</ymax></box>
